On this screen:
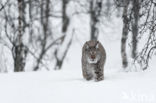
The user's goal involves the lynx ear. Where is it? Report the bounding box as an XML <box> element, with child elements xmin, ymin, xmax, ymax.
<box><xmin>86</xmin><ymin>42</ymin><xmax>89</xmax><ymax>49</ymax></box>
<box><xmin>95</xmin><ymin>41</ymin><xmax>99</xmax><ymax>49</ymax></box>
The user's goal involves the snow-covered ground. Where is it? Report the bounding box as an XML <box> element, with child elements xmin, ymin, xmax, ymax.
<box><xmin>0</xmin><ymin>68</ymin><xmax>156</xmax><ymax>103</ymax></box>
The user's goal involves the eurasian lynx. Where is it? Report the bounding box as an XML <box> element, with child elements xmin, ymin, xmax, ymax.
<box><xmin>81</xmin><ymin>40</ymin><xmax>106</xmax><ymax>81</ymax></box>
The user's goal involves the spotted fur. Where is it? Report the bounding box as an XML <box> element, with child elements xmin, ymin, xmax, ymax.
<box><xmin>82</xmin><ymin>40</ymin><xmax>106</xmax><ymax>81</ymax></box>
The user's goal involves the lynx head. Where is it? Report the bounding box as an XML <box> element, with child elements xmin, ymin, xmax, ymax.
<box><xmin>85</xmin><ymin>40</ymin><xmax>101</xmax><ymax>64</ymax></box>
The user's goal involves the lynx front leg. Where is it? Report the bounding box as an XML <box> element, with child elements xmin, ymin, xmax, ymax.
<box><xmin>82</xmin><ymin>69</ymin><xmax>93</xmax><ymax>80</ymax></box>
<box><xmin>86</xmin><ymin>73</ymin><xmax>93</xmax><ymax>80</ymax></box>
<box><xmin>94</xmin><ymin>67</ymin><xmax>104</xmax><ymax>81</ymax></box>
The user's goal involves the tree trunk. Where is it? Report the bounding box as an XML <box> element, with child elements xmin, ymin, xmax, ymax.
<box><xmin>54</xmin><ymin>0</ymin><xmax>71</xmax><ymax>70</ymax></box>
<box><xmin>14</xmin><ymin>0</ymin><xmax>27</xmax><ymax>72</ymax></box>
<box><xmin>121</xmin><ymin>1</ymin><xmax>129</xmax><ymax>68</ymax></box>
<box><xmin>131</xmin><ymin>0</ymin><xmax>140</xmax><ymax>58</ymax></box>
<box><xmin>62</xmin><ymin>0</ymin><xmax>69</xmax><ymax>33</ymax></box>
<box><xmin>90</xmin><ymin>0</ymin><xmax>102</xmax><ymax>40</ymax></box>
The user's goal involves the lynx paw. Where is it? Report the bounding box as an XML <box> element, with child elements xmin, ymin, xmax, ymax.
<box><xmin>95</xmin><ymin>76</ymin><xmax>104</xmax><ymax>82</ymax></box>
<box><xmin>85</xmin><ymin>74</ymin><xmax>93</xmax><ymax>81</ymax></box>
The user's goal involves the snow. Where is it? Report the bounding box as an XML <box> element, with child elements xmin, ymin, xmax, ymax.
<box><xmin>0</xmin><ymin>68</ymin><xmax>156</xmax><ymax>103</ymax></box>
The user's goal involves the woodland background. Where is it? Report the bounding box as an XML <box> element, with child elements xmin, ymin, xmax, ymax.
<box><xmin>0</xmin><ymin>0</ymin><xmax>156</xmax><ymax>72</ymax></box>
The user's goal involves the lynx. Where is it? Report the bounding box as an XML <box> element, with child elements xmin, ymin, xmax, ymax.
<box><xmin>81</xmin><ymin>40</ymin><xmax>106</xmax><ymax>81</ymax></box>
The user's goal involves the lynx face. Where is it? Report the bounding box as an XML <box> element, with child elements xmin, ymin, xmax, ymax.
<box><xmin>85</xmin><ymin>43</ymin><xmax>101</xmax><ymax>64</ymax></box>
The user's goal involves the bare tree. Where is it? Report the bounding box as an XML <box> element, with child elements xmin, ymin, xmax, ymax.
<box><xmin>135</xmin><ymin>0</ymin><xmax>156</xmax><ymax>70</ymax></box>
<box><xmin>13</xmin><ymin>0</ymin><xmax>28</xmax><ymax>72</ymax></box>
<box><xmin>0</xmin><ymin>0</ymin><xmax>74</xmax><ymax>72</ymax></box>
<box><xmin>34</xmin><ymin>0</ymin><xmax>50</xmax><ymax>71</ymax></box>
<box><xmin>90</xmin><ymin>0</ymin><xmax>103</xmax><ymax>40</ymax></box>
<box><xmin>120</xmin><ymin>0</ymin><xmax>130</xmax><ymax>68</ymax></box>
<box><xmin>54</xmin><ymin>32</ymin><xmax>74</xmax><ymax>70</ymax></box>
<box><xmin>116</xmin><ymin>0</ymin><xmax>140</xmax><ymax>69</ymax></box>
<box><xmin>117</xmin><ymin>0</ymin><xmax>156</xmax><ymax>70</ymax></box>
<box><xmin>54</xmin><ymin>0</ymin><xmax>73</xmax><ymax>70</ymax></box>
<box><xmin>62</xmin><ymin>0</ymin><xmax>70</xmax><ymax>33</ymax></box>
<box><xmin>131</xmin><ymin>0</ymin><xmax>140</xmax><ymax>58</ymax></box>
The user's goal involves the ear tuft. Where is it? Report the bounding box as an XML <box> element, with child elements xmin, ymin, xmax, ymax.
<box><xmin>96</xmin><ymin>41</ymin><xmax>99</xmax><ymax>49</ymax></box>
<box><xmin>86</xmin><ymin>44</ymin><xmax>89</xmax><ymax>49</ymax></box>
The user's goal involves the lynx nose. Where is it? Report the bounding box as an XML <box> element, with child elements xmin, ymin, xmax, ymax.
<box><xmin>91</xmin><ymin>55</ymin><xmax>95</xmax><ymax>59</ymax></box>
